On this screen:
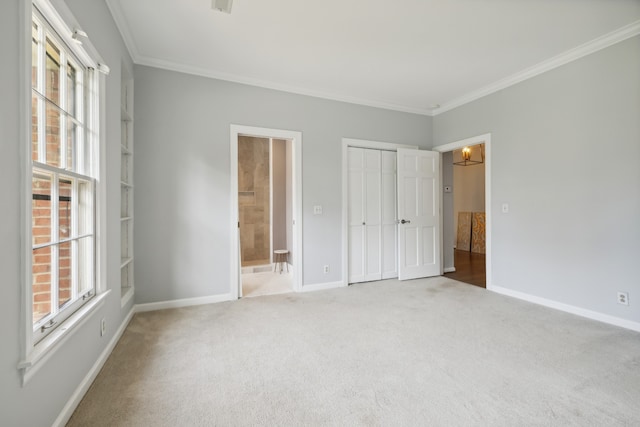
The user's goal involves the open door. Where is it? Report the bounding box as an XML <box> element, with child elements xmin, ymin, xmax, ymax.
<box><xmin>397</xmin><ymin>148</ymin><xmax>441</xmax><ymax>280</ymax></box>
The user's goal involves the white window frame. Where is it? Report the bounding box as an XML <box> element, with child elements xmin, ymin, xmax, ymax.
<box><xmin>18</xmin><ymin>0</ymin><xmax>111</xmax><ymax>385</ymax></box>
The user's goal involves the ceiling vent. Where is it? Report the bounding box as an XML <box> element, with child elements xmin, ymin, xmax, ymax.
<box><xmin>212</xmin><ymin>0</ymin><xmax>233</xmax><ymax>14</ymax></box>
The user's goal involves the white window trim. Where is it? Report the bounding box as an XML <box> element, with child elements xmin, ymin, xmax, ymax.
<box><xmin>18</xmin><ymin>0</ymin><xmax>110</xmax><ymax>385</ymax></box>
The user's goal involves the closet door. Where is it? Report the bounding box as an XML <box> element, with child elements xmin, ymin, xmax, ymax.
<box><xmin>348</xmin><ymin>147</ymin><xmax>382</xmax><ymax>283</ymax></box>
<box><xmin>381</xmin><ymin>151</ymin><xmax>398</xmax><ymax>279</ymax></box>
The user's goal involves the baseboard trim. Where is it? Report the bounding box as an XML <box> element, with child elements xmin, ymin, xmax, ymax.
<box><xmin>444</xmin><ymin>267</ymin><xmax>456</xmax><ymax>273</ymax></box>
<box><xmin>490</xmin><ymin>285</ymin><xmax>640</xmax><ymax>333</ymax></box>
<box><xmin>52</xmin><ymin>306</ymin><xmax>135</xmax><ymax>427</ymax></box>
<box><xmin>135</xmin><ymin>293</ymin><xmax>234</xmax><ymax>313</ymax></box>
<box><xmin>300</xmin><ymin>281</ymin><xmax>345</xmax><ymax>292</ymax></box>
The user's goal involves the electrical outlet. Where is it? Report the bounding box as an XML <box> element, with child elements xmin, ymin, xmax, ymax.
<box><xmin>101</xmin><ymin>318</ymin><xmax>106</xmax><ymax>336</ymax></box>
<box><xmin>617</xmin><ymin>292</ymin><xmax>629</xmax><ymax>306</ymax></box>
<box><xmin>323</xmin><ymin>265</ymin><xmax>329</xmax><ymax>274</ymax></box>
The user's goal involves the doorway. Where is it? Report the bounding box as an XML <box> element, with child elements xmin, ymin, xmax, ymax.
<box><xmin>230</xmin><ymin>125</ymin><xmax>303</xmax><ymax>299</ymax></box>
<box><xmin>433</xmin><ymin>133</ymin><xmax>492</xmax><ymax>289</ymax></box>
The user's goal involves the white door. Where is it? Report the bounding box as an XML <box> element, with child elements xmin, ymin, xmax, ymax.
<box><xmin>381</xmin><ymin>151</ymin><xmax>398</xmax><ymax>279</ymax></box>
<box><xmin>348</xmin><ymin>147</ymin><xmax>382</xmax><ymax>283</ymax></box>
<box><xmin>397</xmin><ymin>148</ymin><xmax>441</xmax><ymax>280</ymax></box>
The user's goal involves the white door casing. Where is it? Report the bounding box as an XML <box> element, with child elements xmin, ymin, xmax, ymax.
<box><xmin>230</xmin><ymin>125</ymin><xmax>303</xmax><ymax>299</ymax></box>
<box><xmin>397</xmin><ymin>148</ymin><xmax>441</xmax><ymax>280</ymax></box>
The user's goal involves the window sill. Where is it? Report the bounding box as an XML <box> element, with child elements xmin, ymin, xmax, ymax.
<box><xmin>18</xmin><ymin>289</ymin><xmax>111</xmax><ymax>386</ymax></box>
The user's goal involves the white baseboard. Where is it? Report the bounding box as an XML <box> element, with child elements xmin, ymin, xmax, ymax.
<box><xmin>135</xmin><ymin>293</ymin><xmax>234</xmax><ymax>312</ymax></box>
<box><xmin>300</xmin><ymin>281</ymin><xmax>345</xmax><ymax>293</ymax></box>
<box><xmin>444</xmin><ymin>267</ymin><xmax>456</xmax><ymax>273</ymax></box>
<box><xmin>52</xmin><ymin>306</ymin><xmax>135</xmax><ymax>427</ymax></box>
<box><xmin>490</xmin><ymin>285</ymin><xmax>640</xmax><ymax>333</ymax></box>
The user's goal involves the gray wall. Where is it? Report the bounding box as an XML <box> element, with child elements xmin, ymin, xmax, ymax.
<box><xmin>433</xmin><ymin>35</ymin><xmax>640</xmax><ymax>324</ymax></box>
<box><xmin>0</xmin><ymin>0</ymin><xmax>134</xmax><ymax>425</ymax></box>
<box><xmin>133</xmin><ymin>65</ymin><xmax>432</xmax><ymax>303</ymax></box>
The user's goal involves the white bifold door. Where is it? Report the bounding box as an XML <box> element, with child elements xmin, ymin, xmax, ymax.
<box><xmin>348</xmin><ymin>147</ymin><xmax>398</xmax><ymax>283</ymax></box>
<box><xmin>348</xmin><ymin>147</ymin><xmax>440</xmax><ymax>284</ymax></box>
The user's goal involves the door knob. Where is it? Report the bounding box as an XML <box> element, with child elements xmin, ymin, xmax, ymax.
<box><xmin>400</xmin><ymin>219</ymin><xmax>410</xmax><ymax>224</ymax></box>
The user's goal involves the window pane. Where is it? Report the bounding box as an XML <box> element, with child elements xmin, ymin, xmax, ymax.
<box><xmin>66</xmin><ymin>62</ymin><xmax>76</xmax><ymax>117</ymax></box>
<box><xmin>78</xmin><ymin>237</ymin><xmax>93</xmax><ymax>295</ymax></box>
<box><xmin>58</xmin><ymin>241</ymin><xmax>72</xmax><ymax>309</ymax></box>
<box><xmin>45</xmin><ymin>103</ymin><xmax>61</xmax><ymax>167</ymax></box>
<box><xmin>32</xmin><ymin>23</ymin><xmax>38</xmax><ymax>89</ymax></box>
<box><xmin>81</xmin><ymin>133</ymin><xmax>92</xmax><ymax>177</ymax></box>
<box><xmin>45</xmin><ymin>38</ymin><xmax>60</xmax><ymax>105</ymax></box>
<box><xmin>32</xmin><ymin>94</ymin><xmax>40</xmax><ymax>162</ymax></box>
<box><xmin>78</xmin><ymin>180</ymin><xmax>93</xmax><ymax>235</ymax></box>
<box><xmin>59</xmin><ymin>177</ymin><xmax>73</xmax><ymax>240</ymax></box>
<box><xmin>66</xmin><ymin>120</ymin><xmax>76</xmax><ymax>170</ymax></box>
<box><xmin>32</xmin><ymin>172</ymin><xmax>52</xmax><ymax>246</ymax></box>
<box><xmin>33</xmin><ymin>246</ymin><xmax>52</xmax><ymax>324</ymax></box>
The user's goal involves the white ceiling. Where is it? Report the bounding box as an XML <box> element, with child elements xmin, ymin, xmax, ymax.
<box><xmin>106</xmin><ymin>0</ymin><xmax>640</xmax><ymax>115</ymax></box>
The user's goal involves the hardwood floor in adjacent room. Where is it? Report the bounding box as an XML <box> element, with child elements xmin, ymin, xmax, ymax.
<box><xmin>444</xmin><ymin>249</ymin><xmax>486</xmax><ymax>288</ymax></box>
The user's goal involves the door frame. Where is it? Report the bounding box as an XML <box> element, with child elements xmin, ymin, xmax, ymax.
<box><xmin>341</xmin><ymin>138</ymin><xmax>418</xmax><ymax>286</ymax></box>
<box><xmin>230</xmin><ymin>125</ymin><xmax>303</xmax><ymax>299</ymax></box>
<box><xmin>432</xmin><ymin>133</ymin><xmax>492</xmax><ymax>289</ymax></box>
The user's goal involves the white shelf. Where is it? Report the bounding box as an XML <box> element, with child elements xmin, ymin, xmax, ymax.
<box><xmin>120</xmin><ymin>257</ymin><xmax>133</xmax><ymax>269</ymax></box>
<box><xmin>121</xmin><ymin>105</ymin><xmax>133</xmax><ymax>122</ymax></box>
<box><xmin>120</xmin><ymin>71</ymin><xmax>134</xmax><ymax>305</ymax></box>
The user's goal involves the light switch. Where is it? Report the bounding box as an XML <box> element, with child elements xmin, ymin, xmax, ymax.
<box><xmin>444</xmin><ymin>185</ymin><xmax>452</xmax><ymax>193</ymax></box>
<box><xmin>313</xmin><ymin>205</ymin><xmax>323</xmax><ymax>215</ymax></box>
<box><xmin>502</xmin><ymin>203</ymin><xmax>509</xmax><ymax>213</ymax></box>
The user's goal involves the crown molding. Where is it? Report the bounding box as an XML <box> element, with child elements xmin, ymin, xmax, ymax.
<box><xmin>134</xmin><ymin>54</ymin><xmax>432</xmax><ymax>116</ymax></box>
<box><xmin>105</xmin><ymin>0</ymin><xmax>141</xmax><ymax>62</ymax></box>
<box><xmin>105</xmin><ymin>0</ymin><xmax>638</xmax><ymax>119</ymax></box>
<box><xmin>432</xmin><ymin>19</ymin><xmax>640</xmax><ymax>116</ymax></box>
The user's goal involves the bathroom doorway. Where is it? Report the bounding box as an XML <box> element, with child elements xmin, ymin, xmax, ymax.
<box><xmin>238</xmin><ymin>136</ymin><xmax>291</xmax><ymax>297</ymax></box>
<box><xmin>230</xmin><ymin>125</ymin><xmax>303</xmax><ymax>299</ymax></box>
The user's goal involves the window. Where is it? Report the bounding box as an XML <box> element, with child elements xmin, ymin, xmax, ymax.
<box><xmin>30</xmin><ymin>9</ymin><xmax>98</xmax><ymax>344</ymax></box>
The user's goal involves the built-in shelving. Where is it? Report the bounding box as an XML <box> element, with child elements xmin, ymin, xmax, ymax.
<box><xmin>120</xmin><ymin>67</ymin><xmax>134</xmax><ymax>306</ymax></box>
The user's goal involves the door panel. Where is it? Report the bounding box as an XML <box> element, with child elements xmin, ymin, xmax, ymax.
<box><xmin>397</xmin><ymin>148</ymin><xmax>440</xmax><ymax>280</ymax></box>
<box><xmin>381</xmin><ymin>151</ymin><xmax>397</xmax><ymax>279</ymax></box>
<box><xmin>365</xmin><ymin>170</ymin><xmax>381</xmax><ymax>224</ymax></box>
<box><xmin>349</xmin><ymin>226</ymin><xmax>365</xmax><ymax>281</ymax></box>
<box><xmin>348</xmin><ymin>147</ymin><xmax>382</xmax><ymax>283</ymax></box>
<box><xmin>348</xmin><ymin>170</ymin><xmax>363</xmax><ymax>224</ymax></box>
<box><xmin>365</xmin><ymin>224</ymin><xmax>381</xmax><ymax>280</ymax></box>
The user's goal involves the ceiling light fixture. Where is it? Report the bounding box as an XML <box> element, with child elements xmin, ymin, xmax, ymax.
<box><xmin>212</xmin><ymin>0</ymin><xmax>233</xmax><ymax>14</ymax></box>
<box><xmin>454</xmin><ymin>145</ymin><xmax>484</xmax><ymax>166</ymax></box>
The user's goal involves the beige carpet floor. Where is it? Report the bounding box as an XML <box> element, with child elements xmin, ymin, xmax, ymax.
<box><xmin>68</xmin><ymin>277</ymin><xmax>640</xmax><ymax>426</ymax></box>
